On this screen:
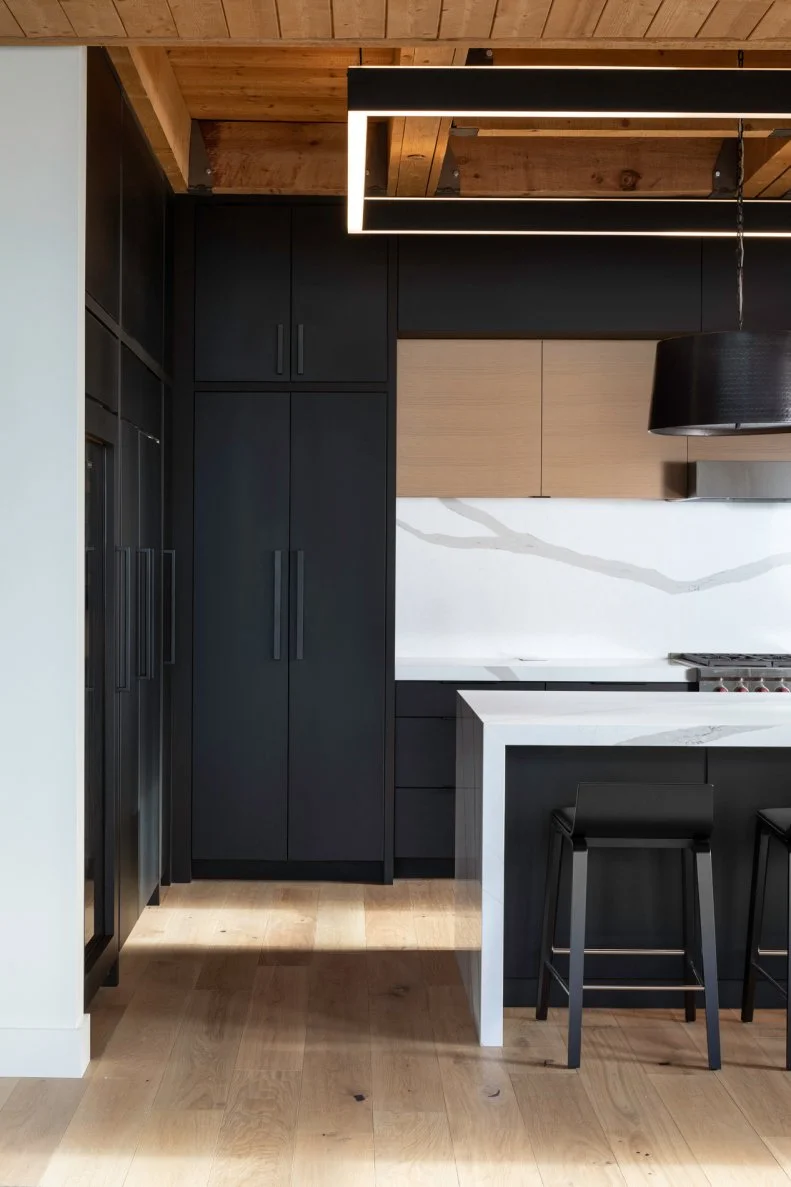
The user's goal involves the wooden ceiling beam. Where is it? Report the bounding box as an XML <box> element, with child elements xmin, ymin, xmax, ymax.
<box><xmin>453</xmin><ymin>135</ymin><xmax>722</xmax><ymax>195</ymax></box>
<box><xmin>202</xmin><ymin>120</ymin><xmax>346</xmax><ymax>191</ymax></box>
<box><xmin>109</xmin><ymin>47</ymin><xmax>191</xmax><ymax>190</ymax></box>
<box><xmin>387</xmin><ymin>46</ymin><xmax>467</xmax><ymax>197</ymax></box>
<box><xmin>743</xmin><ymin>135</ymin><xmax>791</xmax><ymax>195</ymax></box>
<box><xmin>459</xmin><ymin>117</ymin><xmax>775</xmax><ymax>137</ymax></box>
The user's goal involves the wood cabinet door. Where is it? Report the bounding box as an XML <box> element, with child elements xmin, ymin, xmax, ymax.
<box><xmin>397</xmin><ymin>339</ymin><xmax>542</xmax><ymax>497</ymax></box>
<box><xmin>541</xmin><ymin>340</ymin><xmax>688</xmax><ymax>499</ymax></box>
<box><xmin>194</xmin><ymin>205</ymin><xmax>291</xmax><ymax>383</ymax></box>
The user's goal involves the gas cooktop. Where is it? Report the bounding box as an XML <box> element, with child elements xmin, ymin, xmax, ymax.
<box><xmin>670</xmin><ymin>653</ymin><xmax>791</xmax><ymax>692</ymax></box>
<box><xmin>672</xmin><ymin>653</ymin><xmax>791</xmax><ymax>668</ymax></box>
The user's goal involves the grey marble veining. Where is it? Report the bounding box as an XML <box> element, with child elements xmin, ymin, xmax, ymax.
<box><xmin>397</xmin><ymin>498</ymin><xmax>791</xmax><ymax>596</ymax></box>
<box><xmin>615</xmin><ymin>723</ymin><xmax>776</xmax><ymax>747</ymax></box>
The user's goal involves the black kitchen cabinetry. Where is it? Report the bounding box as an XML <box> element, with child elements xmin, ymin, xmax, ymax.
<box><xmin>394</xmin><ymin>681</ymin><xmax>690</xmax><ymax>874</ymax></box>
<box><xmin>86</xmin><ymin>51</ymin><xmax>122</xmax><ymax>323</ymax></box>
<box><xmin>194</xmin><ymin>203</ymin><xmax>388</xmax><ymax>384</ymax></box>
<box><xmin>398</xmin><ymin>237</ymin><xmax>702</xmax><ymax>338</ymax></box>
<box><xmin>702</xmin><ymin>240</ymin><xmax>791</xmax><ymax>333</ymax></box>
<box><xmin>118</xmin><ymin>359</ymin><xmax>163</xmax><ymax>944</ymax></box>
<box><xmin>192</xmin><ymin>391</ymin><xmax>387</xmax><ymax>870</ymax></box>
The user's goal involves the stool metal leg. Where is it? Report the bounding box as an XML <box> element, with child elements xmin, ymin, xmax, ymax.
<box><xmin>682</xmin><ymin>848</ymin><xmax>697</xmax><ymax>1024</ymax></box>
<box><xmin>786</xmin><ymin>847</ymin><xmax>791</xmax><ymax>1071</ymax></box>
<box><xmin>741</xmin><ymin>822</ymin><xmax>770</xmax><ymax>1024</ymax></box>
<box><xmin>536</xmin><ymin>827</ymin><xmax>563</xmax><ymax>1022</ymax></box>
<box><xmin>567</xmin><ymin>843</ymin><xmax>589</xmax><ymax>1070</ymax></box>
<box><xmin>695</xmin><ymin>845</ymin><xmax>721</xmax><ymax>1071</ymax></box>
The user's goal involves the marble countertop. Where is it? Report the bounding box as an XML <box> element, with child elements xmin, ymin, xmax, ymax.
<box><xmin>458</xmin><ymin>690</ymin><xmax>791</xmax><ymax>747</ymax></box>
<box><xmin>395</xmin><ymin>657</ymin><xmax>693</xmax><ymax>683</ymax></box>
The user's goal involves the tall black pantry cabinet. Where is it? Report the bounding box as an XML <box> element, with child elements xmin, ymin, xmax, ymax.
<box><xmin>177</xmin><ymin>198</ymin><xmax>393</xmax><ymax>879</ymax></box>
<box><xmin>193</xmin><ymin>392</ymin><xmax>387</xmax><ymax>865</ymax></box>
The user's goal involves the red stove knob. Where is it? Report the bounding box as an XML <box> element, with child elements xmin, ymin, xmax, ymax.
<box><xmin>713</xmin><ymin>682</ymin><xmax>729</xmax><ymax>692</ymax></box>
<box><xmin>733</xmin><ymin>681</ymin><xmax>749</xmax><ymax>692</ymax></box>
<box><xmin>777</xmin><ymin>681</ymin><xmax>791</xmax><ymax>693</ymax></box>
<box><xmin>754</xmin><ymin>680</ymin><xmax>770</xmax><ymax>693</ymax></box>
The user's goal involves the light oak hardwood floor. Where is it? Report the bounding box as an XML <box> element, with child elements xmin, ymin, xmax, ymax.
<box><xmin>1</xmin><ymin>878</ymin><xmax>790</xmax><ymax>1186</ymax></box>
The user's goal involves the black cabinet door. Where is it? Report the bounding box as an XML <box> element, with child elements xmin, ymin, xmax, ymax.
<box><xmin>288</xmin><ymin>393</ymin><xmax>387</xmax><ymax>860</ymax></box>
<box><xmin>122</xmin><ymin>110</ymin><xmax>165</xmax><ymax>364</ymax></box>
<box><xmin>195</xmin><ymin>206</ymin><xmax>291</xmax><ymax>383</ymax></box>
<box><xmin>291</xmin><ymin>206</ymin><xmax>388</xmax><ymax>382</ymax></box>
<box><xmin>86</xmin><ymin>50</ymin><xmax>122</xmax><ymax>321</ymax></box>
<box><xmin>193</xmin><ymin>393</ymin><xmax>290</xmax><ymax>861</ymax></box>
<box><xmin>118</xmin><ymin>419</ymin><xmax>140</xmax><ymax>947</ymax></box>
<box><xmin>138</xmin><ymin>431</ymin><xmax>162</xmax><ymax>910</ymax></box>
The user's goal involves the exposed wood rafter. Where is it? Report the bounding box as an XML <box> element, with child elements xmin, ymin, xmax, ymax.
<box><xmin>387</xmin><ymin>46</ymin><xmax>467</xmax><ymax>198</ymax></box>
<box><xmin>108</xmin><ymin>47</ymin><xmax>192</xmax><ymax>191</ymax></box>
<box><xmin>743</xmin><ymin>135</ymin><xmax>791</xmax><ymax>196</ymax></box>
<box><xmin>202</xmin><ymin>121</ymin><xmax>346</xmax><ymax>192</ymax></box>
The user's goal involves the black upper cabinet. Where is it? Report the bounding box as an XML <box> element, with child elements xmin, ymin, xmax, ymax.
<box><xmin>122</xmin><ymin>109</ymin><xmax>165</xmax><ymax>364</ymax></box>
<box><xmin>193</xmin><ymin>202</ymin><xmax>389</xmax><ymax>384</ymax></box>
<box><xmin>195</xmin><ymin>205</ymin><xmax>292</xmax><ymax>383</ymax></box>
<box><xmin>398</xmin><ymin>236</ymin><xmax>702</xmax><ymax>336</ymax></box>
<box><xmin>291</xmin><ymin>206</ymin><xmax>389</xmax><ymax>382</ymax></box>
<box><xmin>86</xmin><ymin>50</ymin><xmax>122</xmax><ymax>321</ymax></box>
<box><xmin>702</xmin><ymin>240</ymin><xmax>791</xmax><ymax>332</ymax></box>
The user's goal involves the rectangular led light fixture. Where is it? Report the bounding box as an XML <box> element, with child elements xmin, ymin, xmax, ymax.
<box><xmin>347</xmin><ymin>66</ymin><xmax>791</xmax><ymax>235</ymax></box>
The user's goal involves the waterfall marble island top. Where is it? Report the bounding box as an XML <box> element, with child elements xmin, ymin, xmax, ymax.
<box><xmin>396</xmin><ymin>657</ymin><xmax>693</xmax><ymax>683</ymax></box>
<box><xmin>455</xmin><ymin>689</ymin><xmax>791</xmax><ymax>1048</ymax></box>
<box><xmin>458</xmin><ymin>689</ymin><xmax>791</xmax><ymax>746</ymax></box>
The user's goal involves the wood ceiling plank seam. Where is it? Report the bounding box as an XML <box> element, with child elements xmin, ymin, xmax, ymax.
<box><xmin>0</xmin><ymin>0</ymin><xmax>24</xmax><ymax>33</ymax></box>
<box><xmin>59</xmin><ymin>0</ymin><xmax>126</xmax><ymax>35</ymax></box>
<box><xmin>168</xmin><ymin>0</ymin><xmax>229</xmax><ymax>39</ymax></box>
<box><xmin>438</xmin><ymin>0</ymin><xmax>496</xmax><ymax>39</ymax></box>
<box><xmin>642</xmin><ymin>0</ymin><xmax>717</xmax><ymax>38</ymax></box>
<box><xmin>113</xmin><ymin>0</ymin><xmax>178</xmax><ymax>37</ymax></box>
<box><xmin>275</xmin><ymin>0</ymin><xmax>332</xmax><ymax>40</ymax></box>
<box><xmin>5</xmin><ymin>0</ymin><xmax>74</xmax><ymax>36</ymax></box>
<box><xmin>543</xmin><ymin>0</ymin><xmax>609</xmax><ymax>38</ymax></box>
<box><xmin>385</xmin><ymin>0</ymin><xmax>442</xmax><ymax>39</ymax></box>
<box><xmin>489</xmin><ymin>0</ymin><xmax>554</xmax><ymax>40</ymax></box>
<box><xmin>219</xmin><ymin>0</ymin><xmax>281</xmax><ymax>39</ymax></box>
<box><xmin>593</xmin><ymin>0</ymin><xmax>664</xmax><ymax>38</ymax></box>
<box><xmin>697</xmin><ymin>0</ymin><xmax>776</xmax><ymax>39</ymax></box>
<box><xmin>751</xmin><ymin>0</ymin><xmax>791</xmax><ymax>38</ymax></box>
<box><xmin>332</xmin><ymin>0</ymin><xmax>386</xmax><ymax>40</ymax></box>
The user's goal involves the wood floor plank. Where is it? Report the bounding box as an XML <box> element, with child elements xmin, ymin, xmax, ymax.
<box><xmin>154</xmin><ymin>988</ymin><xmax>250</xmax><ymax>1111</ymax></box>
<box><xmin>292</xmin><ymin>1128</ymin><xmax>376</xmax><ymax>1187</ymax></box>
<box><xmin>370</xmin><ymin>975</ymin><xmax>445</xmax><ymax>1114</ymax></box>
<box><xmin>579</xmin><ymin>1025</ymin><xmax>709</xmax><ymax>1186</ymax></box>
<box><xmin>208</xmin><ymin>1070</ymin><xmax>300</xmax><ymax>1187</ymax></box>
<box><xmin>452</xmin><ymin>1126</ymin><xmax>544</xmax><ymax>1187</ymax></box>
<box><xmin>365</xmin><ymin>882</ymin><xmax>418</xmax><ymax>951</ymax></box>
<box><xmin>0</xmin><ymin>1079</ymin><xmax>86</xmax><ymax>1187</ymax></box>
<box><xmin>236</xmin><ymin>965</ymin><xmax>309</xmax><ymax>1072</ymax></box>
<box><xmin>124</xmin><ymin>1108</ymin><xmax>224</xmax><ymax>1187</ymax></box>
<box><xmin>98</xmin><ymin>979</ymin><xmax>194</xmax><ymax>1079</ymax></box>
<box><xmin>373</xmin><ymin>1111</ymin><xmax>459</xmax><ymax>1186</ymax></box>
<box><xmin>39</xmin><ymin>1075</ymin><xmax>160</xmax><ymax>1187</ymax></box>
<box><xmin>299</xmin><ymin>1048</ymin><xmax>374</xmax><ymax>1133</ymax></box>
<box><xmin>616</xmin><ymin>1013</ymin><xmax>710</xmax><ymax>1074</ymax></box>
<box><xmin>261</xmin><ymin>885</ymin><xmax>319</xmax><ymax>967</ymax></box>
<box><xmin>648</xmin><ymin>1071</ymin><xmax>790</xmax><ymax>1185</ymax></box>
<box><xmin>0</xmin><ymin>1081</ymin><xmax>17</xmax><ymax>1113</ymax></box>
<box><xmin>511</xmin><ymin>1068</ymin><xmax>627</xmax><ymax>1185</ymax></box>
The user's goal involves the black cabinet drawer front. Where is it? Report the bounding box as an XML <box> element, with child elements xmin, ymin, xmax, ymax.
<box><xmin>396</xmin><ymin>680</ymin><xmax>545</xmax><ymax>717</ymax></box>
<box><xmin>395</xmin><ymin>718</ymin><xmax>456</xmax><ymax>787</ymax></box>
<box><xmin>395</xmin><ymin>788</ymin><xmax>455</xmax><ymax>859</ymax></box>
<box><xmin>548</xmin><ymin>682</ymin><xmax>692</xmax><ymax>692</ymax></box>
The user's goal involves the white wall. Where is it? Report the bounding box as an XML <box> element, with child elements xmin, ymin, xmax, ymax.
<box><xmin>0</xmin><ymin>48</ymin><xmax>89</xmax><ymax>1076</ymax></box>
<box><xmin>397</xmin><ymin>497</ymin><xmax>791</xmax><ymax>659</ymax></box>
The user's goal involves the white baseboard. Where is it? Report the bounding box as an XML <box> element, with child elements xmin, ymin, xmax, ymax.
<box><xmin>0</xmin><ymin>1014</ymin><xmax>90</xmax><ymax>1077</ymax></box>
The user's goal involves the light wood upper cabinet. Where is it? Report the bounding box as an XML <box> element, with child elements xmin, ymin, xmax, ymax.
<box><xmin>397</xmin><ymin>339</ymin><xmax>542</xmax><ymax>497</ymax></box>
<box><xmin>689</xmin><ymin>434</ymin><xmax>791</xmax><ymax>461</ymax></box>
<box><xmin>541</xmin><ymin>340</ymin><xmax>688</xmax><ymax>499</ymax></box>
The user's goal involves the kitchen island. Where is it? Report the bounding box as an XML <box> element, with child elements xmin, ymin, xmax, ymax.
<box><xmin>456</xmin><ymin>690</ymin><xmax>791</xmax><ymax>1045</ymax></box>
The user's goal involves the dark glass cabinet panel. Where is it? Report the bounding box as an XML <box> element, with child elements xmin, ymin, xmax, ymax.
<box><xmin>194</xmin><ymin>206</ymin><xmax>291</xmax><ymax>383</ymax></box>
<box><xmin>192</xmin><ymin>393</ymin><xmax>291</xmax><ymax>861</ymax></box>
<box><xmin>288</xmin><ymin>393</ymin><xmax>387</xmax><ymax>860</ymax></box>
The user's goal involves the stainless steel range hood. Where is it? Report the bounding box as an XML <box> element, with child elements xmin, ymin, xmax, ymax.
<box><xmin>687</xmin><ymin>461</ymin><xmax>791</xmax><ymax>501</ymax></box>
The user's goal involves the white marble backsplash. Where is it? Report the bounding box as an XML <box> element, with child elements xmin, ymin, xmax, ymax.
<box><xmin>396</xmin><ymin>498</ymin><xmax>791</xmax><ymax>659</ymax></box>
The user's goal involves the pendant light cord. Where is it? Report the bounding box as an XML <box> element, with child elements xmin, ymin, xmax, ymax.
<box><xmin>736</xmin><ymin>48</ymin><xmax>745</xmax><ymax>333</ymax></box>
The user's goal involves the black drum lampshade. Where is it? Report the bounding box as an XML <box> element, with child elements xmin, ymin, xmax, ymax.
<box><xmin>649</xmin><ymin>332</ymin><xmax>791</xmax><ymax>436</ymax></box>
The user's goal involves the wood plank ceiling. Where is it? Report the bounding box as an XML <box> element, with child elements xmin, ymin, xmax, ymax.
<box><xmin>6</xmin><ymin>0</ymin><xmax>791</xmax><ymax>42</ymax></box>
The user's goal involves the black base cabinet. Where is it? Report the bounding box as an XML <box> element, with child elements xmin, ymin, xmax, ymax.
<box><xmin>393</xmin><ymin>681</ymin><xmax>691</xmax><ymax>875</ymax></box>
<box><xmin>192</xmin><ymin>392</ymin><xmax>387</xmax><ymax>869</ymax></box>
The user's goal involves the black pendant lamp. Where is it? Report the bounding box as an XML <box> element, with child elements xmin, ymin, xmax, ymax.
<box><xmin>649</xmin><ymin>63</ymin><xmax>791</xmax><ymax>437</ymax></box>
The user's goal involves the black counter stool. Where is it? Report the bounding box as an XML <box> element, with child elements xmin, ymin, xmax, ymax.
<box><xmin>536</xmin><ymin>782</ymin><xmax>720</xmax><ymax>1070</ymax></box>
<box><xmin>741</xmin><ymin>808</ymin><xmax>791</xmax><ymax>1068</ymax></box>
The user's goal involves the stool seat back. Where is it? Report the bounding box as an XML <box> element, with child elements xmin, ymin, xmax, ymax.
<box><xmin>571</xmin><ymin>782</ymin><xmax>715</xmax><ymax>841</ymax></box>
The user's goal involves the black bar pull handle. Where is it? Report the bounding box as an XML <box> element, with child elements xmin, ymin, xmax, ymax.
<box><xmin>136</xmin><ymin>550</ymin><xmax>145</xmax><ymax>679</ymax></box>
<box><xmin>276</xmin><ymin>324</ymin><xmax>284</xmax><ymax>375</ymax></box>
<box><xmin>115</xmin><ymin>546</ymin><xmax>132</xmax><ymax>692</ymax></box>
<box><xmin>145</xmin><ymin>548</ymin><xmax>155</xmax><ymax>680</ymax></box>
<box><xmin>297</xmin><ymin>324</ymin><xmax>304</xmax><ymax>376</ymax></box>
<box><xmin>273</xmin><ymin>550</ymin><xmax>283</xmax><ymax>661</ymax></box>
<box><xmin>164</xmin><ymin>550</ymin><xmax>176</xmax><ymax>666</ymax></box>
<box><xmin>296</xmin><ymin>550</ymin><xmax>305</xmax><ymax>660</ymax></box>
